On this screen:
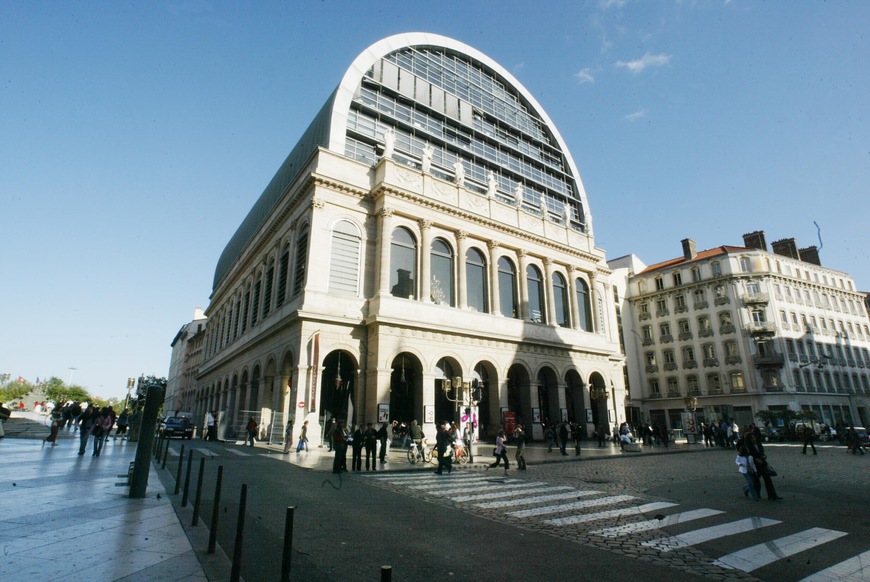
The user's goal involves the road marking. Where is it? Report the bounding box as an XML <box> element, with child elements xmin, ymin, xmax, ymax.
<box><xmin>476</xmin><ymin>490</ymin><xmax>600</xmax><ymax>509</ymax></box>
<box><xmin>407</xmin><ymin>478</ymin><xmax>520</xmax><ymax>490</ymax></box>
<box><xmin>507</xmin><ymin>495</ymin><xmax>636</xmax><ymax>518</ymax></box>
<box><xmin>589</xmin><ymin>508</ymin><xmax>722</xmax><ymax>536</ymax></box>
<box><xmin>224</xmin><ymin>448</ymin><xmax>251</xmax><ymax>456</ymax></box>
<box><xmin>714</xmin><ymin>527</ymin><xmax>847</xmax><ymax>572</ymax></box>
<box><xmin>800</xmin><ymin>550</ymin><xmax>870</xmax><ymax>581</ymax></box>
<box><xmin>426</xmin><ymin>482</ymin><xmax>546</xmax><ymax>495</ymax></box>
<box><xmin>362</xmin><ymin>473</ymin><xmax>480</xmax><ymax>482</ymax></box>
<box><xmin>643</xmin><ymin>517</ymin><xmax>780</xmax><ymax>553</ymax></box>
<box><xmin>548</xmin><ymin>502</ymin><xmax>680</xmax><ymax>527</ymax></box>
<box><xmin>451</xmin><ymin>486</ymin><xmax>574</xmax><ymax>503</ymax></box>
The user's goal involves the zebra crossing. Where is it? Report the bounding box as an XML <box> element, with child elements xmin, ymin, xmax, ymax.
<box><xmin>361</xmin><ymin>471</ymin><xmax>870</xmax><ymax>580</ymax></box>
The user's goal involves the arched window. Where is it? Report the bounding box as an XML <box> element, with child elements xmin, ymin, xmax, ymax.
<box><xmin>276</xmin><ymin>245</ymin><xmax>289</xmax><ymax>306</ymax></box>
<box><xmin>430</xmin><ymin>238</ymin><xmax>455</xmax><ymax>306</ymax></box>
<box><xmin>553</xmin><ymin>272</ymin><xmax>569</xmax><ymax>327</ymax></box>
<box><xmin>576</xmin><ymin>278</ymin><xmax>593</xmax><ymax>332</ymax></box>
<box><xmin>466</xmin><ymin>248</ymin><xmax>488</xmax><ymax>313</ymax></box>
<box><xmin>498</xmin><ymin>257</ymin><xmax>518</xmax><ymax>318</ymax></box>
<box><xmin>329</xmin><ymin>220</ymin><xmax>361</xmax><ymax>295</ymax></box>
<box><xmin>292</xmin><ymin>224</ymin><xmax>310</xmax><ymax>296</ymax></box>
<box><xmin>263</xmin><ymin>260</ymin><xmax>274</xmax><ymax>318</ymax></box>
<box><xmin>390</xmin><ymin>227</ymin><xmax>417</xmax><ymax>299</ymax></box>
<box><xmin>527</xmin><ymin>264</ymin><xmax>546</xmax><ymax>323</ymax></box>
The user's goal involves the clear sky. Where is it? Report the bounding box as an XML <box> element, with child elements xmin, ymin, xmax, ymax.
<box><xmin>3</xmin><ymin>1</ymin><xmax>868</xmax><ymax>401</ymax></box>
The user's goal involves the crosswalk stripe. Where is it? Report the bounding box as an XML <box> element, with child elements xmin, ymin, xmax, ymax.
<box><xmin>507</xmin><ymin>495</ymin><xmax>636</xmax><ymax>518</ymax></box>
<box><xmin>427</xmin><ymin>482</ymin><xmax>546</xmax><ymax>496</ymax></box>
<box><xmin>476</xmin><ymin>490</ymin><xmax>600</xmax><ymax>510</ymax></box>
<box><xmin>224</xmin><ymin>448</ymin><xmax>251</xmax><ymax>456</ymax></box>
<box><xmin>800</xmin><ymin>550</ymin><xmax>870</xmax><ymax>581</ymax></box>
<box><xmin>713</xmin><ymin>527</ymin><xmax>847</xmax><ymax>572</ymax></box>
<box><xmin>361</xmin><ymin>472</ymin><xmax>479</xmax><ymax>480</ymax></box>
<box><xmin>451</xmin><ymin>486</ymin><xmax>574</xmax><ymax>503</ymax></box>
<box><xmin>407</xmin><ymin>478</ymin><xmax>521</xmax><ymax>490</ymax></box>
<box><xmin>546</xmin><ymin>502</ymin><xmax>679</xmax><ymax>527</ymax></box>
<box><xmin>589</xmin><ymin>508</ymin><xmax>723</xmax><ymax>536</ymax></box>
<box><xmin>643</xmin><ymin>517</ymin><xmax>780</xmax><ymax>553</ymax></box>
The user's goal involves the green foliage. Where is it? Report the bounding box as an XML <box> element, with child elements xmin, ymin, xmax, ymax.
<box><xmin>136</xmin><ymin>375</ymin><xmax>167</xmax><ymax>404</ymax></box>
<box><xmin>0</xmin><ymin>379</ymin><xmax>32</xmax><ymax>403</ymax></box>
<box><xmin>43</xmin><ymin>376</ymin><xmax>91</xmax><ymax>404</ymax></box>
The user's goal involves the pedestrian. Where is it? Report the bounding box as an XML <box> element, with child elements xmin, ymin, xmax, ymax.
<box><xmin>91</xmin><ymin>408</ymin><xmax>108</xmax><ymax>457</ymax></box>
<box><xmin>297</xmin><ymin>420</ymin><xmax>309</xmax><ymax>452</ymax></box>
<box><xmin>71</xmin><ymin>401</ymin><xmax>83</xmax><ymax>431</ymax></box>
<box><xmin>77</xmin><ymin>405</ymin><xmax>95</xmax><ymax>455</ymax></box>
<box><xmin>544</xmin><ymin>423</ymin><xmax>555</xmax><ymax>452</ymax></box>
<box><xmin>205</xmin><ymin>410</ymin><xmax>216</xmax><ymax>441</ymax></box>
<box><xmin>377</xmin><ymin>421</ymin><xmax>390</xmax><ymax>464</ymax></box>
<box><xmin>558</xmin><ymin>422</ymin><xmax>569</xmax><ymax>456</ymax></box>
<box><xmin>351</xmin><ymin>424</ymin><xmax>365</xmax><ymax>471</ymax></box>
<box><xmin>597</xmin><ymin>421</ymin><xmax>608</xmax><ymax>447</ymax></box>
<box><xmin>0</xmin><ymin>402</ymin><xmax>10</xmax><ymax>439</ymax></box>
<box><xmin>409</xmin><ymin>419</ymin><xmax>424</xmax><ymax>452</ymax></box>
<box><xmin>332</xmin><ymin>420</ymin><xmax>349</xmax><ymax>474</ymax></box>
<box><xmin>802</xmin><ymin>426</ymin><xmax>817</xmax><ymax>455</ymax></box>
<box><xmin>847</xmin><ymin>428</ymin><xmax>866</xmax><ymax>455</ymax></box>
<box><xmin>488</xmin><ymin>429</ymin><xmax>509</xmax><ymax>474</ymax></box>
<box><xmin>283</xmin><ymin>419</ymin><xmax>294</xmax><ymax>454</ymax></box>
<box><xmin>43</xmin><ymin>410</ymin><xmax>61</xmax><ymax>447</ymax></box>
<box><xmin>736</xmin><ymin>445</ymin><xmax>760</xmax><ymax>500</ymax></box>
<box><xmin>103</xmin><ymin>406</ymin><xmax>116</xmax><ymax>444</ymax></box>
<box><xmin>514</xmin><ymin>424</ymin><xmax>527</xmax><ymax>470</ymax></box>
<box><xmin>746</xmin><ymin>432</ymin><xmax>782</xmax><ymax>501</ymax></box>
<box><xmin>360</xmin><ymin>422</ymin><xmax>375</xmax><ymax>468</ymax></box>
<box><xmin>325</xmin><ymin>418</ymin><xmax>337</xmax><ymax>452</ymax></box>
<box><xmin>571</xmin><ymin>422</ymin><xmax>582</xmax><ymax>456</ymax></box>
<box><xmin>434</xmin><ymin>422</ymin><xmax>453</xmax><ymax>475</ymax></box>
<box><xmin>115</xmin><ymin>409</ymin><xmax>129</xmax><ymax>440</ymax></box>
<box><xmin>246</xmin><ymin>417</ymin><xmax>257</xmax><ymax>447</ymax></box>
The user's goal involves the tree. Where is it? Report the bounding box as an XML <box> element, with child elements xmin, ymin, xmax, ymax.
<box><xmin>136</xmin><ymin>375</ymin><xmax>167</xmax><ymax>405</ymax></box>
<box><xmin>43</xmin><ymin>376</ymin><xmax>91</xmax><ymax>404</ymax></box>
<box><xmin>0</xmin><ymin>378</ymin><xmax>32</xmax><ymax>403</ymax></box>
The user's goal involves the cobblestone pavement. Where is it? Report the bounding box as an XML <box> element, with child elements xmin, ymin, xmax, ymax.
<box><xmin>359</xmin><ymin>443</ymin><xmax>870</xmax><ymax>581</ymax></box>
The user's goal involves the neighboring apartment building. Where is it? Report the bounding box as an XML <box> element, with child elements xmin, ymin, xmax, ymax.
<box><xmin>165</xmin><ymin>307</ymin><xmax>207</xmax><ymax>418</ymax></box>
<box><xmin>611</xmin><ymin>232</ymin><xmax>870</xmax><ymax>433</ymax></box>
<box><xmin>190</xmin><ymin>33</ymin><xmax>626</xmax><ymax>445</ymax></box>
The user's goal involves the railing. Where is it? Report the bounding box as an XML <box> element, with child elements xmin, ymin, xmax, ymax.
<box><xmin>746</xmin><ymin>322</ymin><xmax>776</xmax><ymax>334</ymax></box>
<box><xmin>683</xmin><ymin>360</ymin><xmax>698</xmax><ymax>369</ymax></box>
<box><xmin>645</xmin><ymin>364</ymin><xmax>659</xmax><ymax>373</ymax></box>
<box><xmin>642</xmin><ymin>337</ymin><xmax>655</xmax><ymax>346</ymax></box>
<box><xmin>660</xmin><ymin>334</ymin><xmax>674</xmax><ymax>344</ymax></box>
<box><xmin>675</xmin><ymin>305</ymin><xmax>689</xmax><ymax>313</ymax></box>
<box><xmin>720</xmin><ymin>324</ymin><xmax>735</xmax><ymax>334</ymax></box>
<box><xmin>714</xmin><ymin>296</ymin><xmax>731</xmax><ymax>305</ymax></box>
<box><xmin>703</xmin><ymin>357</ymin><xmax>720</xmax><ymax>367</ymax></box>
<box><xmin>664</xmin><ymin>362</ymin><xmax>678</xmax><ymax>371</ymax></box>
<box><xmin>726</xmin><ymin>355</ymin><xmax>743</xmax><ymax>365</ymax></box>
<box><xmin>752</xmin><ymin>353</ymin><xmax>785</xmax><ymax>366</ymax></box>
<box><xmin>678</xmin><ymin>331</ymin><xmax>693</xmax><ymax>341</ymax></box>
<box><xmin>639</xmin><ymin>312</ymin><xmax>652</xmax><ymax>320</ymax></box>
<box><xmin>699</xmin><ymin>328</ymin><xmax>715</xmax><ymax>338</ymax></box>
<box><xmin>742</xmin><ymin>292</ymin><xmax>770</xmax><ymax>305</ymax></box>
<box><xmin>694</xmin><ymin>301</ymin><xmax>709</xmax><ymax>310</ymax></box>
<box><xmin>656</xmin><ymin>308</ymin><xmax>670</xmax><ymax>317</ymax></box>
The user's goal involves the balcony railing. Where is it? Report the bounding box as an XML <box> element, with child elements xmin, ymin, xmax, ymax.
<box><xmin>683</xmin><ymin>360</ymin><xmax>698</xmax><ymax>369</ymax></box>
<box><xmin>694</xmin><ymin>301</ymin><xmax>709</xmax><ymax>310</ymax></box>
<box><xmin>675</xmin><ymin>304</ymin><xmax>689</xmax><ymax>313</ymax></box>
<box><xmin>660</xmin><ymin>334</ymin><xmax>674</xmax><ymax>344</ymax></box>
<box><xmin>699</xmin><ymin>328</ymin><xmax>715</xmax><ymax>338</ymax></box>
<box><xmin>753</xmin><ymin>352</ymin><xmax>785</xmax><ymax>367</ymax></box>
<box><xmin>656</xmin><ymin>308</ymin><xmax>670</xmax><ymax>317</ymax></box>
<box><xmin>646</xmin><ymin>364</ymin><xmax>658</xmax><ymax>373</ymax></box>
<box><xmin>714</xmin><ymin>295</ymin><xmax>731</xmax><ymax>305</ymax></box>
<box><xmin>720</xmin><ymin>324</ymin><xmax>736</xmax><ymax>334</ymax></box>
<box><xmin>742</xmin><ymin>292</ymin><xmax>770</xmax><ymax>305</ymax></box>
<box><xmin>764</xmin><ymin>384</ymin><xmax>785</xmax><ymax>392</ymax></box>
<box><xmin>746</xmin><ymin>322</ymin><xmax>776</xmax><ymax>335</ymax></box>
<box><xmin>678</xmin><ymin>331</ymin><xmax>693</xmax><ymax>340</ymax></box>
<box><xmin>642</xmin><ymin>337</ymin><xmax>655</xmax><ymax>346</ymax></box>
<box><xmin>703</xmin><ymin>357</ymin><xmax>720</xmax><ymax>367</ymax></box>
<box><xmin>725</xmin><ymin>355</ymin><xmax>742</xmax><ymax>365</ymax></box>
<box><xmin>639</xmin><ymin>312</ymin><xmax>651</xmax><ymax>320</ymax></box>
<box><xmin>664</xmin><ymin>362</ymin><xmax>678</xmax><ymax>371</ymax></box>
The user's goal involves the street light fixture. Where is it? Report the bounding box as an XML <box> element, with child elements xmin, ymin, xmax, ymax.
<box><xmin>440</xmin><ymin>375</ymin><xmax>479</xmax><ymax>463</ymax></box>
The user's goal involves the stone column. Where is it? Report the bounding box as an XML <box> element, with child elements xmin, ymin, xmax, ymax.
<box><xmin>518</xmin><ymin>249</ymin><xmax>531</xmax><ymax>321</ymax></box>
<box><xmin>457</xmin><ymin>230</ymin><xmax>468</xmax><ymax>309</ymax></box>
<box><xmin>567</xmin><ymin>266</ymin><xmax>580</xmax><ymax>330</ymax></box>
<box><xmin>421</xmin><ymin>372</ymin><xmax>437</xmax><ymax>436</ymax></box>
<box><xmin>488</xmin><ymin>241</ymin><xmax>501</xmax><ymax>316</ymax></box>
<box><xmin>419</xmin><ymin>219</ymin><xmax>433</xmax><ymax>303</ymax></box>
<box><xmin>589</xmin><ymin>271</ymin><xmax>600</xmax><ymax>333</ymax></box>
<box><xmin>377</xmin><ymin>208</ymin><xmax>394</xmax><ymax>296</ymax></box>
<box><xmin>544</xmin><ymin>257</ymin><xmax>557</xmax><ymax>326</ymax></box>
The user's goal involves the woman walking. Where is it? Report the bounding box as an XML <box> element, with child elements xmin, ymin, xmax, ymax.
<box><xmin>488</xmin><ymin>429</ymin><xmax>510</xmax><ymax>474</ymax></box>
<box><xmin>736</xmin><ymin>445</ymin><xmax>759</xmax><ymax>500</ymax></box>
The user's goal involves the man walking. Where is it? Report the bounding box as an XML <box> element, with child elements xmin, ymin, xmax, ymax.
<box><xmin>802</xmin><ymin>426</ymin><xmax>817</xmax><ymax>455</ymax></box>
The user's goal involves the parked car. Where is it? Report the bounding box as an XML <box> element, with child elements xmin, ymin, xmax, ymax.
<box><xmin>160</xmin><ymin>416</ymin><xmax>193</xmax><ymax>439</ymax></box>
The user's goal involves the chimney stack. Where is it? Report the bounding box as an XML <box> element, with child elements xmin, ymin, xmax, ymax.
<box><xmin>742</xmin><ymin>230</ymin><xmax>767</xmax><ymax>251</ymax></box>
<box><xmin>681</xmin><ymin>238</ymin><xmax>697</xmax><ymax>261</ymax></box>
<box><xmin>771</xmin><ymin>238</ymin><xmax>800</xmax><ymax>260</ymax></box>
<box><xmin>799</xmin><ymin>245</ymin><xmax>821</xmax><ymax>266</ymax></box>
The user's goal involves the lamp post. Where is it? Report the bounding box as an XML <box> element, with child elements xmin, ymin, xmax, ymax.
<box><xmin>440</xmin><ymin>376</ymin><xmax>479</xmax><ymax>463</ymax></box>
<box><xmin>125</xmin><ymin>377</ymin><xmax>135</xmax><ymax>411</ymax></box>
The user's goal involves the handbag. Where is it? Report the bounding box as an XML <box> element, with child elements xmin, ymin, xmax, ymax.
<box><xmin>492</xmin><ymin>447</ymin><xmax>498</xmax><ymax>456</ymax></box>
<box><xmin>766</xmin><ymin>463</ymin><xmax>777</xmax><ymax>477</ymax></box>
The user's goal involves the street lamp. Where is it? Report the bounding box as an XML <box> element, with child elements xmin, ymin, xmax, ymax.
<box><xmin>440</xmin><ymin>376</ymin><xmax>479</xmax><ymax>463</ymax></box>
<box><xmin>683</xmin><ymin>395</ymin><xmax>698</xmax><ymax>412</ymax></box>
<box><xmin>125</xmin><ymin>377</ymin><xmax>135</xmax><ymax>410</ymax></box>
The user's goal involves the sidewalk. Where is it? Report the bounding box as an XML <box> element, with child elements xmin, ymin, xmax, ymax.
<box><xmin>0</xmin><ymin>436</ymin><xmax>213</xmax><ymax>582</ymax></box>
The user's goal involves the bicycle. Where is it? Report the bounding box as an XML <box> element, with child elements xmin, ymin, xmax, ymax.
<box><xmin>407</xmin><ymin>439</ymin><xmax>432</xmax><ymax>464</ymax></box>
<box><xmin>429</xmin><ymin>443</ymin><xmax>469</xmax><ymax>465</ymax></box>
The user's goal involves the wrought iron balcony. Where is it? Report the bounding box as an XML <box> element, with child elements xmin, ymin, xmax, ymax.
<box><xmin>720</xmin><ymin>324</ymin><xmax>735</xmax><ymax>334</ymax></box>
<box><xmin>664</xmin><ymin>362</ymin><xmax>678</xmax><ymax>371</ymax></box>
<box><xmin>683</xmin><ymin>360</ymin><xmax>698</xmax><ymax>369</ymax></box>
<box><xmin>693</xmin><ymin>301</ymin><xmax>709</xmax><ymax>310</ymax></box>
<box><xmin>639</xmin><ymin>312</ymin><xmax>652</xmax><ymax>320</ymax></box>
<box><xmin>703</xmin><ymin>357</ymin><xmax>720</xmax><ymax>367</ymax></box>
<box><xmin>642</xmin><ymin>337</ymin><xmax>655</xmax><ymax>346</ymax></box>
<box><xmin>746</xmin><ymin>322</ymin><xmax>776</xmax><ymax>335</ymax></box>
<box><xmin>660</xmin><ymin>334</ymin><xmax>674</xmax><ymax>344</ymax></box>
<box><xmin>714</xmin><ymin>295</ymin><xmax>731</xmax><ymax>305</ymax></box>
<box><xmin>742</xmin><ymin>292</ymin><xmax>769</xmax><ymax>306</ymax></box>
<box><xmin>752</xmin><ymin>352</ymin><xmax>785</xmax><ymax>367</ymax></box>
<box><xmin>675</xmin><ymin>305</ymin><xmax>689</xmax><ymax>313</ymax></box>
<box><xmin>678</xmin><ymin>331</ymin><xmax>693</xmax><ymax>341</ymax></box>
<box><xmin>656</xmin><ymin>308</ymin><xmax>670</xmax><ymax>317</ymax></box>
<box><xmin>646</xmin><ymin>364</ymin><xmax>658</xmax><ymax>373</ymax></box>
<box><xmin>699</xmin><ymin>328</ymin><xmax>715</xmax><ymax>338</ymax></box>
<box><xmin>725</xmin><ymin>355</ymin><xmax>743</xmax><ymax>365</ymax></box>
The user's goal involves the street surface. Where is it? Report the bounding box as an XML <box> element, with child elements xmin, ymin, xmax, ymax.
<box><xmin>159</xmin><ymin>441</ymin><xmax>870</xmax><ymax>581</ymax></box>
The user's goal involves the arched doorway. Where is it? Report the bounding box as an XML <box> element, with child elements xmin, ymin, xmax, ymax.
<box><xmin>537</xmin><ymin>366</ymin><xmax>559</xmax><ymax>426</ymax></box>
<box><xmin>565</xmin><ymin>369</ymin><xmax>586</xmax><ymax>435</ymax></box>
<box><xmin>506</xmin><ymin>364</ymin><xmax>530</xmax><ymax>436</ymax></box>
<box><xmin>249</xmin><ymin>365</ymin><xmax>261</xmax><ymax>411</ymax></box>
<box><xmin>435</xmin><ymin>358</ymin><xmax>462</xmax><ymax>425</ymax></box>
<box><xmin>320</xmin><ymin>350</ymin><xmax>357</xmax><ymax>424</ymax></box>
<box><xmin>471</xmin><ymin>361</ymin><xmax>496</xmax><ymax>438</ymax></box>
<box><xmin>589</xmin><ymin>372</ymin><xmax>609</xmax><ymax>430</ymax></box>
<box><xmin>389</xmin><ymin>353</ymin><xmax>421</xmax><ymax>424</ymax></box>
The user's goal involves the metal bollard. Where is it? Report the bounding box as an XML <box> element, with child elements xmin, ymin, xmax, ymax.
<box><xmin>207</xmin><ymin>466</ymin><xmax>223</xmax><ymax>554</ymax></box>
<box><xmin>192</xmin><ymin>456</ymin><xmax>206</xmax><ymax>526</ymax></box>
<box><xmin>161</xmin><ymin>437</ymin><xmax>170</xmax><ymax>469</ymax></box>
<box><xmin>230</xmin><ymin>484</ymin><xmax>248</xmax><ymax>582</ymax></box>
<box><xmin>181</xmin><ymin>449</ymin><xmax>194</xmax><ymax>507</ymax></box>
<box><xmin>280</xmin><ymin>506</ymin><xmax>295</xmax><ymax>582</ymax></box>
<box><xmin>381</xmin><ymin>565</ymin><xmax>392</xmax><ymax>581</ymax></box>
<box><xmin>174</xmin><ymin>444</ymin><xmax>185</xmax><ymax>495</ymax></box>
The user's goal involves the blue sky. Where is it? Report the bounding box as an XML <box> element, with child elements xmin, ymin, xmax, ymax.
<box><xmin>3</xmin><ymin>1</ymin><xmax>868</xmax><ymax>400</ymax></box>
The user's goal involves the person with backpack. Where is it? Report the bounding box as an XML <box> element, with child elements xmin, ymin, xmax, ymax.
<box><xmin>296</xmin><ymin>420</ymin><xmax>309</xmax><ymax>452</ymax></box>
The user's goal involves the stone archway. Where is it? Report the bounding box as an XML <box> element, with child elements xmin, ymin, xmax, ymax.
<box><xmin>536</xmin><ymin>366</ymin><xmax>559</xmax><ymax>427</ymax></box>
<box><xmin>506</xmin><ymin>363</ymin><xmax>531</xmax><ymax>436</ymax></box>
<box><xmin>434</xmin><ymin>357</ymin><xmax>463</xmax><ymax>426</ymax></box>
<box><xmin>319</xmin><ymin>350</ymin><xmax>359</xmax><ymax>424</ymax></box>
<box><xmin>589</xmin><ymin>372</ymin><xmax>609</xmax><ymax>431</ymax></box>
<box><xmin>389</xmin><ymin>352</ymin><xmax>422</xmax><ymax>425</ymax></box>
<box><xmin>564</xmin><ymin>369</ymin><xmax>586</xmax><ymax>435</ymax></box>
<box><xmin>471</xmin><ymin>361</ymin><xmax>497</xmax><ymax>439</ymax></box>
